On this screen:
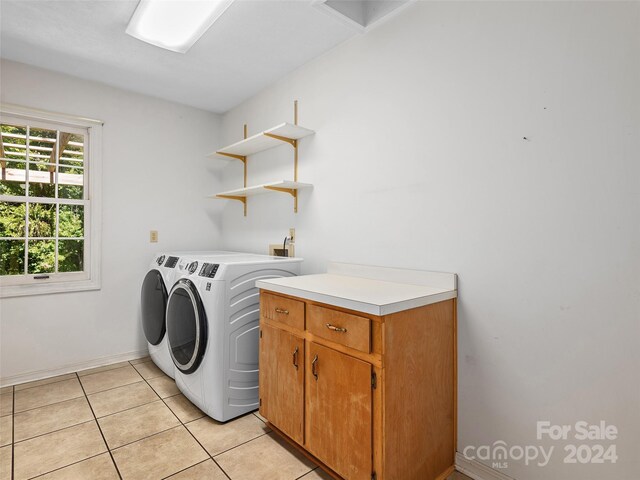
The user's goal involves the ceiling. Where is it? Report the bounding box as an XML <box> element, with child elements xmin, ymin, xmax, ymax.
<box><xmin>0</xmin><ymin>0</ymin><xmax>358</xmax><ymax>113</ymax></box>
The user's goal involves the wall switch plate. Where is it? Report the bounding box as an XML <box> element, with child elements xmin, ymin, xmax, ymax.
<box><xmin>270</xmin><ymin>244</ymin><xmax>294</xmax><ymax>257</ymax></box>
<box><xmin>150</xmin><ymin>230</ymin><xmax>158</xmax><ymax>243</ymax></box>
<box><xmin>289</xmin><ymin>228</ymin><xmax>295</xmax><ymax>243</ymax></box>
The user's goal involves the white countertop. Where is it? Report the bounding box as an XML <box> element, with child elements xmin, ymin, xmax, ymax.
<box><xmin>256</xmin><ymin>263</ymin><xmax>457</xmax><ymax>316</ymax></box>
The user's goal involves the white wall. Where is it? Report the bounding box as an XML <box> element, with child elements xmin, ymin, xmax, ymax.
<box><xmin>0</xmin><ymin>60</ymin><xmax>223</xmax><ymax>383</ymax></box>
<box><xmin>218</xmin><ymin>2</ymin><xmax>640</xmax><ymax>479</ymax></box>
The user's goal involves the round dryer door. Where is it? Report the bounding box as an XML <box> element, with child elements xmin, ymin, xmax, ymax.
<box><xmin>141</xmin><ymin>269</ymin><xmax>168</xmax><ymax>346</ymax></box>
<box><xmin>166</xmin><ymin>279</ymin><xmax>207</xmax><ymax>374</ymax></box>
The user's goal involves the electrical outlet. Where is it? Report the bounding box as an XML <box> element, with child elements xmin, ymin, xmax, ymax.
<box><xmin>269</xmin><ymin>244</ymin><xmax>294</xmax><ymax>257</ymax></box>
<box><xmin>289</xmin><ymin>228</ymin><xmax>295</xmax><ymax>243</ymax></box>
<box><xmin>150</xmin><ymin>230</ymin><xmax>158</xmax><ymax>243</ymax></box>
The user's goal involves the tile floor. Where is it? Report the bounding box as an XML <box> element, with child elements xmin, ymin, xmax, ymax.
<box><xmin>0</xmin><ymin>358</ymin><xmax>472</xmax><ymax>480</ymax></box>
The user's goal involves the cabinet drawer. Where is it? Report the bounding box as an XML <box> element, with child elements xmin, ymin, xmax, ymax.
<box><xmin>261</xmin><ymin>292</ymin><xmax>305</xmax><ymax>331</ymax></box>
<box><xmin>307</xmin><ymin>304</ymin><xmax>371</xmax><ymax>353</ymax></box>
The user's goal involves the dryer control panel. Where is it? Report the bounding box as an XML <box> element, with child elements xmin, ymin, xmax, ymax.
<box><xmin>199</xmin><ymin>263</ymin><xmax>220</xmax><ymax>278</ymax></box>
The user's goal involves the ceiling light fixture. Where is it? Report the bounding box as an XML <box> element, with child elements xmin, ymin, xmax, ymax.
<box><xmin>126</xmin><ymin>0</ymin><xmax>235</xmax><ymax>53</ymax></box>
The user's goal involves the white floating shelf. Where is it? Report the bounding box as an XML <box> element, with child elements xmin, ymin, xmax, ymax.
<box><xmin>209</xmin><ymin>123</ymin><xmax>314</xmax><ymax>159</ymax></box>
<box><xmin>211</xmin><ymin>180</ymin><xmax>312</xmax><ymax>199</ymax></box>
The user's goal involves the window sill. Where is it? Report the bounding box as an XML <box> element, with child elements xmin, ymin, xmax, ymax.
<box><xmin>0</xmin><ymin>277</ymin><xmax>101</xmax><ymax>298</ymax></box>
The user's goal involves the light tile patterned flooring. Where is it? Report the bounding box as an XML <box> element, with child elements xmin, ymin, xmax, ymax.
<box><xmin>0</xmin><ymin>358</ymin><xmax>472</xmax><ymax>480</ymax></box>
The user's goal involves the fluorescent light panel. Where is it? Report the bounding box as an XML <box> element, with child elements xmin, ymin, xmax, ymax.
<box><xmin>126</xmin><ymin>0</ymin><xmax>235</xmax><ymax>53</ymax></box>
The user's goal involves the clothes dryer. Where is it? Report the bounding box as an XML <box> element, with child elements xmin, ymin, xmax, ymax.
<box><xmin>166</xmin><ymin>254</ymin><xmax>302</xmax><ymax>421</ymax></box>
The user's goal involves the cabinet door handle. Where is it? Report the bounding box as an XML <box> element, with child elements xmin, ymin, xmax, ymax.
<box><xmin>311</xmin><ymin>354</ymin><xmax>318</xmax><ymax>380</ymax></box>
<box><xmin>292</xmin><ymin>346</ymin><xmax>299</xmax><ymax>370</ymax></box>
<box><xmin>326</xmin><ymin>323</ymin><xmax>347</xmax><ymax>333</ymax></box>
<box><xmin>275</xmin><ymin>308</ymin><xmax>289</xmax><ymax>315</ymax></box>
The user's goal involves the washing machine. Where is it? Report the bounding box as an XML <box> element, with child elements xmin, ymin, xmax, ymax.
<box><xmin>165</xmin><ymin>253</ymin><xmax>302</xmax><ymax>421</ymax></box>
<box><xmin>140</xmin><ymin>251</ymin><xmax>236</xmax><ymax>378</ymax></box>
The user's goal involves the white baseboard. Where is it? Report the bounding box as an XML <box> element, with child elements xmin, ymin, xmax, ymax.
<box><xmin>0</xmin><ymin>349</ymin><xmax>149</xmax><ymax>387</ymax></box>
<box><xmin>456</xmin><ymin>452</ymin><xmax>516</xmax><ymax>480</ymax></box>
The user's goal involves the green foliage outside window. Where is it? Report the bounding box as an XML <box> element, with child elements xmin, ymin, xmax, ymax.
<box><xmin>0</xmin><ymin>123</ymin><xmax>85</xmax><ymax>276</ymax></box>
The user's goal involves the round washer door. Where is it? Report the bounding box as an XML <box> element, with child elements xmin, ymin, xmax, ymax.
<box><xmin>166</xmin><ymin>279</ymin><xmax>207</xmax><ymax>374</ymax></box>
<box><xmin>141</xmin><ymin>269</ymin><xmax>168</xmax><ymax>346</ymax></box>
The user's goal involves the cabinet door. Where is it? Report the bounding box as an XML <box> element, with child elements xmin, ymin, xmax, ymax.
<box><xmin>306</xmin><ymin>342</ymin><xmax>372</xmax><ymax>480</ymax></box>
<box><xmin>259</xmin><ymin>323</ymin><xmax>305</xmax><ymax>444</ymax></box>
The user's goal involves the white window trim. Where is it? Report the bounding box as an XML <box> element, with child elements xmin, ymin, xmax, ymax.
<box><xmin>0</xmin><ymin>103</ymin><xmax>103</xmax><ymax>298</ymax></box>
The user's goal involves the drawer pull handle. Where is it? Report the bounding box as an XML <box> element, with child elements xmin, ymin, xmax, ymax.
<box><xmin>326</xmin><ymin>323</ymin><xmax>347</xmax><ymax>333</ymax></box>
<box><xmin>311</xmin><ymin>354</ymin><xmax>318</xmax><ymax>380</ymax></box>
<box><xmin>275</xmin><ymin>308</ymin><xmax>289</xmax><ymax>315</ymax></box>
<box><xmin>292</xmin><ymin>346</ymin><xmax>299</xmax><ymax>370</ymax></box>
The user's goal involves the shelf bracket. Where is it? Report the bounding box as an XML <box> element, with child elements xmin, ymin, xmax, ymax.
<box><xmin>216</xmin><ymin>152</ymin><xmax>248</xmax><ymax>188</ymax></box>
<box><xmin>263</xmin><ymin>133</ymin><xmax>297</xmax><ymax>148</ymax></box>
<box><xmin>216</xmin><ymin>194</ymin><xmax>247</xmax><ymax>216</ymax></box>
<box><xmin>264</xmin><ymin>186</ymin><xmax>298</xmax><ymax>213</ymax></box>
<box><xmin>216</xmin><ymin>152</ymin><xmax>247</xmax><ymax>162</ymax></box>
<box><xmin>263</xmin><ymin>133</ymin><xmax>299</xmax><ymax>182</ymax></box>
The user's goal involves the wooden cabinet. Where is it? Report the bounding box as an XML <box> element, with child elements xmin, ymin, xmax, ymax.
<box><xmin>306</xmin><ymin>342</ymin><xmax>373</xmax><ymax>480</ymax></box>
<box><xmin>259</xmin><ymin>323</ymin><xmax>305</xmax><ymax>444</ymax></box>
<box><xmin>259</xmin><ymin>290</ymin><xmax>456</xmax><ymax>480</ymax></box>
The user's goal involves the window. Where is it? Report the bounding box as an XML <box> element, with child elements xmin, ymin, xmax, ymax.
<box><xmin>0</xmin><ymin>104</ymin><xmax>102</xmax><ymax>297</ymax></box>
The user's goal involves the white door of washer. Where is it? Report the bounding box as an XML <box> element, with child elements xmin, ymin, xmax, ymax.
<box><xmin>140</xmin><ymin>269</ymin><xmax>168</xmax><ymax>349</ymax></box>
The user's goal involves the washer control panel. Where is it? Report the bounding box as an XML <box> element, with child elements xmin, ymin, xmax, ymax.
<box><xmin>164</xmin><ymin>256</ymin><xmax>179</xmax><ymax>268</ymax></box>
<box><xmin>188</xmin><ymin>261</ymin><xmax>199</xmax><ymax>274</ymax></box>
<box><xmin>199</xmin><ymin>263</ymin><xmax>220</xmax><ymax>278</ymax></box>
<box><xmin>156</xmin><ymin>255</ymin><xmax>166</xmax><ymax>266</ymax></box>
